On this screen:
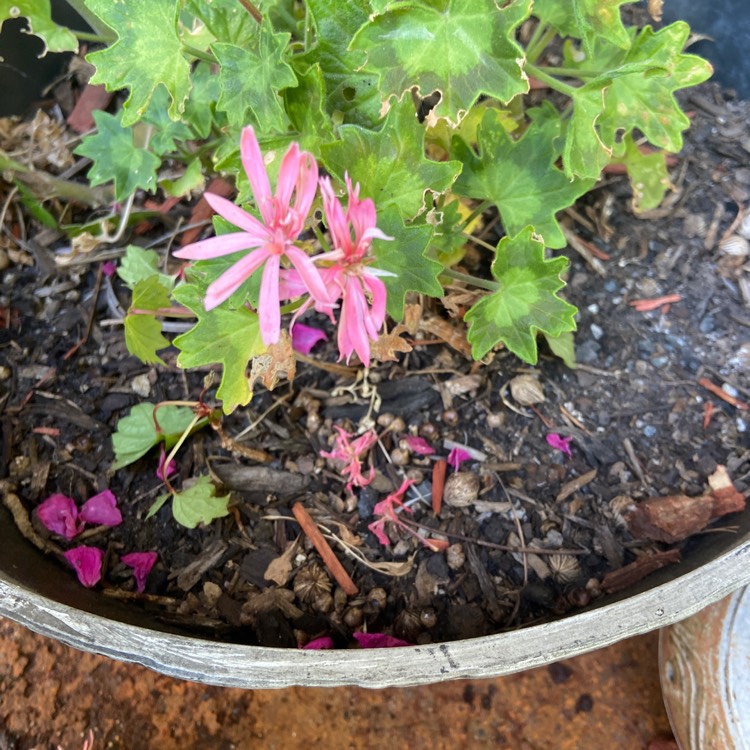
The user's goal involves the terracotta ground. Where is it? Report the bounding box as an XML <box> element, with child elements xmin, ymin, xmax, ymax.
<box><xmin>0</xmin><ymin>618</ymin><xmax>675</xmax><ymax>750</ymax></box>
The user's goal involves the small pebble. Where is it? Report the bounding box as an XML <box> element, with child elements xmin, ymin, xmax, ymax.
<box><xmin>698</xmin><ymin>315</ymin><xmax>715</xmax><ymax>334</ymax></box>
<box><xmin>643</xmin><ymin>425</ymin><xmax>657</xmax><ymax>438</ymax></box>
<box><xmin>131</xmin><ymin>373</ymin><xmax>152</xmax><ymax>397</ymax></box>
<box><xmin>650</xmin><ymin>356</ymin><xmax>669</xmax><ymax>369</ymax></box>
<box><xmin>590</xmin><ymin>323</ymin><xmax>603</xmax><ymax>341</ymax></box>
<box><xmin>587</xmin><ymin>303</ymin><xmax>599</xmax><ymax>314</ymax></box>
<box><xmin>722</xmin><ymin>383</ymin><xmax>739</xmax><ymax>398</ymax></box>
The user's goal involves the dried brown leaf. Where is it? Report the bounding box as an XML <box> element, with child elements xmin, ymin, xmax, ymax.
<box><xmin>263</xmin><ymin>540</ymin><xmax>298</xmax><ymax>586</ymax></box>
<box><xmin>248</xmin><ymin>331</ymin><xmax>296</xmax><ymax>391</ymax></box>
<box><xmin>370</xmin><ymin>324</ymin><xmax>412</xmax><ymax>362</ymax></box>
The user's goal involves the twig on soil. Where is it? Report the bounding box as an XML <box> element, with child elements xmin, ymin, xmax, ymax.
<box><xmin>292</xmin><ymin>502</ymin><xmax>359</xmax><ymax>596</ymax></box>
<box><xmin>622</xmin><ymin>438</ymin><xmax>651</xmax><ymax>490</ymax></box>
<box><xmin>702</xmin><ymin>366</ymin><xmax>750</xmax><ymax>400</ymax></box>
<box><xmin>562</xmin><ymin>225</ymin><xmax>609</xmax><ymax>275</ymax></box>
<box><xmin>431</xmin><ymin>459</ymin><xmax>447</xmax><ymax>515</ymax></box>
<box><xmin>64</xmin><ymin>264</ymin><xmax>104</xmax><ymax>360</ymax></box>
<box><xmin>235</xmin><ymin>392</ymin><xmax>293</xmax><ymax>441</ymax></box>
<box><xmin>1</xmin><ymin>488</ymin><xmax>63</xmax><ymax>557</ymax></box>
<box><xmin>628</xmin><ymin>294</ymin><xmax>682</xmax><ymax>312</ymax></box>
<box><xmin>698</xmin><ymin>377</ymin><xmax>749</xmax><ymax>410</ymax></box>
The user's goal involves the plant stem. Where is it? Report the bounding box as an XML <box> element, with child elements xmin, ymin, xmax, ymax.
<box><xmin>238</xmin><ymin>0</ymin><xmax>262</xmax><ymax>24</ymax></box>
<box><xmin>526</xmin><ymin>25</ymin><xmax>557</xmax><ymax>65</ymax></box>
<box><xmin>534</xmin><ymin>65</ymin><xmax>599</xmax><ymax>80</ymax></box>
<box><xmin>459</xmin><ymin>199</ymin><xmax>493</xmax><ymax>231</ymax></box>
<box><xmin>71</xmin><ymin>29</ymin><xmax>110</xmax><ymax>43</ymax></box>
<box><xmin>442</xmin><ymin>268</ymin><xmax>499</xmax><ymax>293</ymax></box>
<box><xmin>62</xmin><ymin>0</ymin><xmax>116</xmax><ymax>42</ymax></box>
<box><xmin>525</xmin><ymin>63</ymin><xmax>578</xmax><ymax>97</ymax></box>
<box><xmin>181</xmin><ymin>44</ymin><xmax>216</xmax><ymax>64</ymax></box>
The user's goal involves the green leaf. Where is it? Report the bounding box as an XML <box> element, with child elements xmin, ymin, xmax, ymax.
<box><xmin>183</xmin><ymin>0</ymin><xmax>259</xmax><ymax>47</ymax></box>
<box><xmin>172</xmin><ymin>282</ymin><xmax>266</xmax><ymax>414</ymax></box>
<box><xmin>146</xmin><ymin>492</ymin><xmax>170</xmax><ymax>520</ymax></box>
<box><xmin>86</xmin><ymin>0</ymin><xmax>191</xmax><ymax>127</ymax></box>
<box><xmin>213</xmin><ymin>17</ymin><xmax>297</xmax><ymax>131</ymax></box>
<box><xmin>141</xmin><ymin>87</ymin><xmax>193</xmax><ymax>155</ymax></box>
<box><xmin>0</xmin><ymin>0</ymin><xmax>77</xmax><ymax>55</ymax></box>
<box><xmin>452</xmin><ymin>105</ymin><xmax>594</xmax><ymax>249</ymax></box>
<box><xmin>372</xmin><ymin>209</ymin><xmax>443</xmax><ymax>320</ymax></box>
<box><xmin>171</xmin><ymin>475</ymin><xmax>230</xmax><ymax>529</ymax></box>
<box><xmin>614</xmin><ymin>133</ymin><xmax>671</xmax><ymax>213</ymax></box>
<box><xmin>124</xmin><ymin>276</ymin><xmax>172</xmax><ymax>365</ymax></box>
<box><xmin>296</xmin><ymin>0</ymin><xmax>381</xmax><ymax>127</ymax></box>
<box><xmin>464</xmin><ymin>227</ymin><xmax>577</xmax><ymax>363</ymax></box>
<box><xmin>321</xmin><ymin>96</ymin><xmax>461</xmax><ymax>221</ymax></box>
<box><xmin>533</xmin><ymin>0</ymin><xmax>636</xmax><ymax>53</ymax></box>
<box><xmin>74</xmin><ymin>111</ymin><xmax>161</xmax><ymax>202</ymax></box>
<box><xmin>285</xmin><ymin>64</ymin><xmax>335</xmax><ymax>152</ymax></box>
<box><xmin>118</xmin><ymin>245</ymin><xmax>175</xmax><ymax>290</ymax></box>
<box><xmin>181</xmin><ymin>62</ymin><xmax>222</xmax><ymax>139</ymax></box>
<box><xmin>543</xmin><ymin>330</ymin><xmax>576</xmax><ymax>368</ymax></box>
<box><xmin>112</xmin><ymin>402</ymin><xmax>197</xmax><ymax>469</ymax></box>
<box><xmin>160</xmin><ymin>158</ymin><xmax>205</xmax><ymax>198</ymax></box>
<box><xmin>350</xmin><ymin>0</ymin><xmax>531</xmax><ymax>125</ymax></box>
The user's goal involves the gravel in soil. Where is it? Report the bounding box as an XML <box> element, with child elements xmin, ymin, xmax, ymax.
<box><xmin>1</xmin><ymin>82</ymin><xmax>749</xmax><ymax>649</ymax></box>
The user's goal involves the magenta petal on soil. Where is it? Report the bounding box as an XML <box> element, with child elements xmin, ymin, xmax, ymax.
<box><xmin>447</xmin><ymin>447</ymin><xmax>472</xmax><ymax>471</ymax></box>
<box><xmin>121</xmin><ymin>551</ymin><xmax>158</xmax><ymax>593</ymax></box>
<box><xmin>353</xmin><ymin>632</ymin><xmax>411</xmax><ymax>649</ymax></box>
<box><xmin>291</xmin><ymin>323</ymin><xmax>328</xmax><ymax>355</ymax></box>
<box><xmin>35</xmin><ymin>494</ymin><xmax>82</xmax><ymax>540</ymax></box>
<box><xmin>546</xmin><ymin>433</ymin><xmax>573</xmax><ymax>458</ymax></box>
<box><xmin>403</xmin><ymin>436</ymin><xmax>435</xmax><ymax>456</ymax></box>
<box><xmin>63</xmin><ymin>546</ymin><xmax>104</xmax><ymax>587</ymax></box>
<box><xmin>156</xmin><ymin>446</ymin><xmax>177</xmax><ymax>482</ymax></box>
<box><xmin>101</xmin><ymin>260</ymin><xmax>117</xmax><ymax>277</ymax></box>
<box><xmin>302</xmin><ymin>636</ymin><xmax>335</xmax><ymax>650</ymax></box>
<box><xmin>79</xmin><ymin>489</ymin><xmax>122</xmax><ymax>527</ymax></box>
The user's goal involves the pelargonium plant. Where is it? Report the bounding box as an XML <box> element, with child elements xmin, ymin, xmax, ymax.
<box><xmin>8</xmin><ymin>1</ymin><xmax>712</xmax><ymax>525</ymax></box>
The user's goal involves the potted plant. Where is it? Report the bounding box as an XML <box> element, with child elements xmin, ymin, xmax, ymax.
<box><xmin>1</xmin><ymin>0</ymin><xmax>748</xmax><ymax>687</ymax></box>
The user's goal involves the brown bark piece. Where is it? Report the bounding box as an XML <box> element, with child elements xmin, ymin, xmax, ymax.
<box><xmin>626</xmin><ymin>494</ymin><xmax>713</xmax><ymax>544</ymax></box>
<box><xmin>601</xmin><ymin>549</ymin><xmax>681</xmax><ymax>594</ymax></box>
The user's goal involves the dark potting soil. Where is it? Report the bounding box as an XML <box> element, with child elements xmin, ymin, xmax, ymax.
<box><xmin>1</xmin><ymin>81</ymin><xmax>748</xmax><ymax>649</ymax></box>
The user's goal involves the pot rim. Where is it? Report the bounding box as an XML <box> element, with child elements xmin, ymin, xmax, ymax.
<box><xmin>2</xmin><ymin>537</ymin><xmax>749</xmax><ymax>688</ymax></box>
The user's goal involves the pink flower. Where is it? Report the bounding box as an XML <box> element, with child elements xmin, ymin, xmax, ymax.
<box><xmin>353</xmin><ymin>632</ymin><xmax>411</xmax><ymax>649</ymax></box>
<box><xmin>64</xmin><ymin>546</ymin><xmax>104</xmax><ymax>588</ymax></box>
<box><xmin>302</xmin><ymin>636</ymin><xmax>335</xmax><ymax>650</ymax></box>
<box><xmin>121</xmin><ymin>551</ymin><xmax>158</xmax><ymax>593</ymax></box>
<box><xmin>402</xmin><ymin>436</ymin><xmax>435</xmax><ymax>456</ymax></box>
<box><xmin>173</xmin><ymin>126</ymin><xmax>331</xmax><ymax>345</ymax></box>
<box><xmin>316</xmin><ymin>175</ymin><xmax>392</xmax><ymax>365</ymax></box>
<box><xmin>368</xmin><ymin>478</ymin><xmax>415</xmax><ymax>546</ymax></box>
<box><xmin>291</xmin><ymin>323</ymin><xmax>328</xmax><ymax>355</ymax></box>
<box><xmin>447</xmin><ymin>447</ymin><xmax>472</xmax><ymax>471</ymax></box>
<box><xmin>156</xmin><ymin>445</ymin><xmax>177</xmax><ymax>482</ymax></box>
<box><xmin>35</xmin><ymin>494</ymin><xmax>83</xmax><ymax>540</ymax></box>
<box><xmin>546</xmin><ymin>433</ymin><xmax>573</xmax><ymax>458</ymax></box>
<box><xmin>321</xmin><ymin>426</ymin><xmax>378</xmax><ymax>491</ymax></box>
<box><xmin>79</xmin><ymin>490</ymin><xmax>122</xmax><ymax>527</ymax></box>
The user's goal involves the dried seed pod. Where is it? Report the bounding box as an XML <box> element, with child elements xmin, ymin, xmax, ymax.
<box><xmin>343</xmin><ymin>606</ymin><xmax>364</xmax><ymax>628</ymax></box>
<box><xmin>419</xmin><ymin>608</ymin><xmax>438</xmax><ymax>628</ymax></box>
<box><xmin>391</xmin><ymin>447</ymin><xmax>411</xmax><ymax>466</ymax></box>
<box><xmin>377</xmin><ymin>412</ymin><xmax>396</xmax><ymax>427</ymax></box>
<box><xmin>312</xmin><ymin>591</ymin><xmax>334</xmax><ymax>614</ymax></box>
<box><xmin>419</xmin><ymin>422</ymin><xmax>439</xmax><ymax>439</ymax></box>
<box><xmin>364</xmin><ymin>587</ymin><xmax>387</xmax><ymax>615</ymax></box>
<box><xmin>445</xmin><ymin>543</ymin><xmax>466</xmax><ymax>570</ymax></box>
<box><xmin>719</xmin><ymin>234</ymin><xmax>749</xmax><ymax>257</ymax></box>
<box><xmin>441</xmin><ymin>409</ymin><xmax>459</xmax><ymax>426</ymax></box>
<box><xmin>509</xmin><ymin>374</ymin><xmax>545</xmax><ymax>405</ymax></box>
<box><xmin>443</xmin><ymin>472</ymin><xmax>480</xmax><ymax>507</ymax></box>
<box><xmin>294</xmin><ymin>562</ymin><xmax>331</xmax><ymax>604</ymax></box>
<box><xmin>394</xmin><ymin>609</ymin><xmax>423</xmax><ymax>642</ymax></box>
<box><xmin>389</xmin><ymin>416</ymin><xmax>406</xmax><ymax>433</ymax></box>
<box><xmin>548</xmin><ymin>554</ymin><xmax>582</xmax><ymax>584</ymax></box>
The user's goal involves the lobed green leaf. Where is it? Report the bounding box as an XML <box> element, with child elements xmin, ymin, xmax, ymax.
<box><xmin>172</xmin><ymin>475</ymin><xmax>230</xmax><ymax>528</ymax></box>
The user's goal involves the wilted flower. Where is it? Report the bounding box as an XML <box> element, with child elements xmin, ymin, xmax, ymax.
<box><xmin>174</xmin><ymin>126</ymin><xmax>331</xmax><ymax>344</ymax></box>
<box><xmin>121</xmin><ymin>551</ymin><xmax>158</xmax><ymax>593</ymax></box>
<box><xmin>63</xmin><ymin>546</ymin><xmax>104</xmax><ymax>588</ymax></box>
<box><xmin>320</xmin><ymin>426</ymin><xmax>378</xmax><ymax>491</ymax></box>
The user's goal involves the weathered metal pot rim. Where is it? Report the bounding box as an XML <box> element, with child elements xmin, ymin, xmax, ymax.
<box><xmin>1</xmin><ymin>503</ymin><xmax>749</xmax><ymax>688</ymax></box>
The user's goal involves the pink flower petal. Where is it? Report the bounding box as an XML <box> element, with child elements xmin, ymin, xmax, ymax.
<box><xmin>291</xmin><ymin>323</ymin><xmax>328</xmax><ymax>355</ymax></box>
<box><xmin>35</xmin><ymin>494</ymin><xmax>82</xmax><ymax>540</ymax></box>
<box><xmin>258</xmin><ymin>254</ymin><xmax>282</xmax><ymax>345</ymax></box>
<box><xmin>64</xmin><ymin>546</ymin><xmax>104</xmax><ymax>588</ymax></box>
<box><xmin>203</xmin><ymin>246</ymin><xmax>270</xmax><ymax>310</ymax></box>
<box><xmin>101</xmin><ymin>260</ymin><xmax>117</xmax><ymax>277</ymax></box>
<box><xmin>447</xmin><ymin>447</ymin><xmax>473</xmax><ymax>471</ymax></box>
<box><xmin>121</xmin><ymin>551</ymin><xmax>158</xmax><ymax>593</ymax></box>
<box><xmin>156</xmin><ymin>445</ymin><xmax>177</xmax><ymax>482</ymax></box>
<box><xmin>546</xmin><ymin>433</ymin><xmax>573</xmax><ymax>458</ymax></box>
<box><xmin>285</xmin><ymin>245</ymin><xmax>332</xmax><ymax>306</ymax></box>
<box><xmin>241</xmin><ymin>126</ymin><xmax>273</xmax><ymax>225</ymax></box>
<box><xmin>203</xmin><ymin>192</ymin><xmax>269</xmax><ymax>238</ymax></box>
<box><xmin>173</xmin><ymin>231</ymin><xmax>266</xmax><ymax>261</ymax></box>
<box><xmin>302</xmin><ymin>636</ymin><xmax>335</xmax><ymax>650</ymax></box>
<box><xmin>403</xmin><ymin>436</ymin><xmax>435</xmax><ymax>456</ymax></box>
<box><xmin>367</xmin><ymin>519</ymin><xmax>392</xmax><ymax>546</ymax></box>
<box><xmin>79</xmin><ymin>490</ymin><xmax>122</xmax><ymax>527</ymax></box>
<box><xmin>353</xmin><ymin>632</ymin><xmax>411</xmax><ymax>649</ymax></box>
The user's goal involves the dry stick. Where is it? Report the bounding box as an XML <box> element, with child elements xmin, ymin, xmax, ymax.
<box><xmin>292</xmin><ymin>503</ymin><xmax>359</xmax><ymax>596</ymax></box>
<box><xmin>698</xmin><ymin>377</ymin><xmax>749</xmax><ymax>410</ymax></box>
<box><xmin>64</xmin><ymin>264</ymin><xmax>104</xmax><ymax>360</ymax></box>
<box><xmin>432</xmin><ymin>459</ymin><xmax>447</xmax><ymax>515</ymax></box>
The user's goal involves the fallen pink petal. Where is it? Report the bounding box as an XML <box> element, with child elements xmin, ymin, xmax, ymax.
<box><xmin>403</xmin><ymin>436</ymin><xmax>435</xmax><ymax>456</ymax></box>
<box><xmin>447</xmin><ymin>447</ymin><xmax>473</xmax><ymax>471</ymax></box>
<box><xmin>321</xmin><ymin>426</ymin><xmax>377</xmax><ymax>491</ymax></box>
<box><xmin>63</xmin><ymin>546</ymin><xmax>104</xmax><ymax>588</ymax></box>
<box><xmin>302</xmin><ymin>636</ymin><xmax>335</xmax><ymax>650</ymax></box>
<box><xmin>156</xmin><ymin>445</ymin><xmax>177</xmax><ymax>482</ymax></box>
<box><xmin>121</xmin><ymin>551</ymin><xmax>158</xmax><ymax>593</ymax></box>
<box><xmin>79</xmin><ymin>489</ymin><xmax>123</xmax><ymax>527</ymax></box>
<box><xmin>35</xmin><ymin>494</ymin><xmax>83</xmax><ymax>540</ymax></box>
<box><xmin>292</xmin><ymin>323</ymin><xmax>328</xmax><ymax>355</ymax></box>
<box><xmin>546</xmin><ymin>433</ymin><xmax>573</xmax><ymax>458</ymax></box>
<box><xmin>353</xmin><ymin>632</ymin><xmax>411</xmax><ymax>649</ymax></box>
<box><xmin>101</xmin><ymin>260</ymin><xmax>117</xmax><ymax>277</ymax></box>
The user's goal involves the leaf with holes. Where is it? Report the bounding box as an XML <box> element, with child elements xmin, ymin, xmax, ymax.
<box><xmin>464</xmin><ymin>227</ymin><xmax>577</xmax><ymax>363</ymax></box>
<box><xmin>74</xmin><ymin>111</ymin><xmax>160</xmax><ymax>202</ymax></box>
<box><xmin>452</xmin><ymin>104</ymin><xmax>594</xmax><ymax>249</ymax></box>
<box><xmin>321</xmin><ymin>96</ymin><xmax>461</xmax><ymax>222</ymax></box>
<box><xmin>0</xmin><ymin>1</ymin><xmax>77</xmax><ymax>54</ymax></box>
<box><xmin>350</xmin><ymin>0</ymin><xmax>531</xmax><ymax>125</ymax></box>
<box><xmin>172</xmin><ymin>475</ymin><xmax>230</xmax><ymax>529</ymax></box>
<box><xmin>213</xmin><ymin>16</ymin><xmax>297</xmax><ymax>131</ymax></box>
<box><xmin>85</xmin><ymin>0</ymin><xmax>190</xmax><ymax>126</ymax></box>
<box><xmin>172</xmin><ymin>281</ymin><xmax>266</xmax><ymax>414</ymax></box>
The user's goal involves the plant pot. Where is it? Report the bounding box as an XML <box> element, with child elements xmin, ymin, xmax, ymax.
<box><xmin>1</xmin><ymin>500</ymin><xmax>748</xmax><ymax>688</ymax></box>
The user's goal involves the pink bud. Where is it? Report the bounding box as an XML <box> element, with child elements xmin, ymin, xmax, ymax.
<box><xmin>79</xmin><ymin>490</ymin><xmax>122</xmax><ymax>527</ymax></box>
<box><xmin>121</xmin><ymin>551</ymin><xmax>158</xmax><ymax>593</ymax></box>
<box><xmin>35</xmin><ymin>494</ymin><xmax>82</xmax><ymax>540</ymax></box>
<box><xmin>64</xmin><ymin>546</ymin><xmax>104</xmax><ymax>587</ymax></box>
